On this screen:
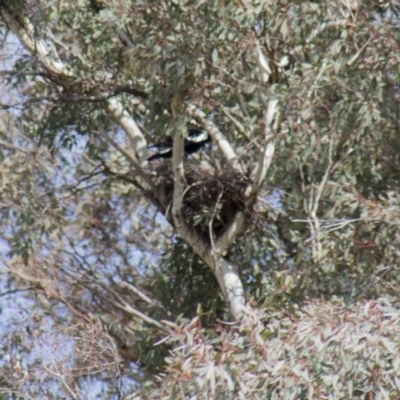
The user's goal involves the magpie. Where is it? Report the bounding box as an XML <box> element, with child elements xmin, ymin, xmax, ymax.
<box><xmin>147</xmin><ymin>129</ymin><xmax>211</xmax><ymax>162</ymax></box>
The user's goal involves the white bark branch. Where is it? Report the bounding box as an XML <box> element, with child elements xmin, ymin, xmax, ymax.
<box><xmin>308</xmin><ymin>137</ymin><xmax>336</xmax><ymax>263</ymax></box>
<box><xmin>248</xmin><ymin>44</ymin><xmax>284</xmax><ymax>199</ymax></box>
<box><xmin>187</xmin><ymin>104</ymin><xmax>243</xmax><ymax>172</ymax></box>
<box><xmin>203</xmin><ymin>253</ymin><xmax>247</xmax><ymax>318</ymax></box>
<box><xmin>247</xmin><ymin>98</ymin><xmax>281</xmax><ymax>198</ymax></box>
<box><xmin>171</xmin><ymin>132</ymin><xmax>186</xmax><ymax>231</ymax></box>
<box><xmin>213</xmin><ymin>47</ymin><xmax>283</xmax><ymax>257</ymax></box>
<box><xmin>214</xmin><ymin>212</ymin><xmax>246</xmax><ymax>257</ymax></box>
<box><xmin>170</xmin><ymin>131</ymin><xmax>246</xmax><ymax>318</ymax></box>
<box><xmin>255</xmin><ymin>44</ymin><xmax>271</xmax><ymax>83</ymax></box>
<box><xmin>117</xmin><ymin>281</ymin><xmax>156</xmax><ymax>307</ymax></box>
<box><xmin>218</xmin><ymin>259</ymin><xmax>246</xmax><ymax>315</ymax></box>
<box><xmin>107</xmin><ymin>98</ymin><xmax>149</xmax><ymax>166</ymax></box>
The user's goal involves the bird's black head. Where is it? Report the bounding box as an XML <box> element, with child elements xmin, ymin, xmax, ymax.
<box><xmin>147</xmin><ymin>128</ymin><xmax>211</xmax><ymax>162</ymax></box>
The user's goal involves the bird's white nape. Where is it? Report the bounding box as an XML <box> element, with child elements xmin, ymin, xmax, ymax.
<box><xmin>186</xmin><ymin>130</ymin><xmax>209</xmax><ymax>143</ymax></box>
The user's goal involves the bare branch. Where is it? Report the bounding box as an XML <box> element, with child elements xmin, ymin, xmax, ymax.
<box><xmin>347</xmin><ymin>37</ymin><xmax>372</xmax><ymax>66</ymax></box>
<box><xmin>107</xmin><ymin>98</ymin><xmax>149</xmax><ymax>166</ymax></box>
<box><xmin>255</xmin><ymin>44</ymin><xmax>271</xmax><ymax>83</ymax></box>
<box><xmin>94</xmin><ymin>129</ymin><xmax>156</xmax><ymax>192</ymax></box>
<box><xmin>109</xmin><ymin>295</ymin><xmax>167</xmax><ymax>331</ymax></box>
<box><xmin>43</xmin><ymin>364</ymin><xmax>79</xmax><ymax>400</ymax></box>
<box><xmin>187</xmin><ymin>104</ymin><xmax>243</xmax><ymax>172</ymax></box>
<box><xmin>117</xmin><ymin>281</ymin><xmax>169</xmax><ymax>312</ymax></box>
<box><xmin>171</xmin><ymin>132</ymin><xmax>186</xmax><ymax>231</ymax></box>
<box><xmin>57</xmin><ymin>84</ymin><xmax>148</xmax><ymax>102</ymax></box>
<box><xmin>213</xmin><ymin>48</ymin><xmax>283</xmax><ymax>257</ymax></box>
<box><xmin>247</xmin><ymin>99</ymin><xmax>281</xmax><ymax>198</ymax></box>
<box><xmin>307</xmin><ymin>137</ymin><xmax>335</xmax><ymax>262</ymax></box>
<box><xmin>220</xmin><ymin>105</ymin><xmax>253</xmax><ymax>142</ymax></box>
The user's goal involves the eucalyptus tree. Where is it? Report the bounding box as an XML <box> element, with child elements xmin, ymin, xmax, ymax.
<box><xmin>1</xmin><ymin>0</ymin><xmax>400</xmax><ymax>398</ymax></box>
<box><xmin>0</xmin><ymin>0</ymin><xmax>287</xmax><ymax>322</ymax></box>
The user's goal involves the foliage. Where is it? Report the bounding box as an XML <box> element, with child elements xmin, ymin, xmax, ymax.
<box><xmin>143</xmin><ymin>298</ymin><xmax>400</xmax><ymax>399</ymax></box>
<box><xmin>0</xmin><ymin>0</ymin><xmax>400</xmax><ymax>398</ymax></box>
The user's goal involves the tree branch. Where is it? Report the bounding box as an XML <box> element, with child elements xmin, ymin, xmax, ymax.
<box><xmin>107</xmin><ymin>98</ymin><xmax>149</xmax><ymax>167</ymax></box>
<box><xmin>0</xmin><ymin>6</ymin><xmax>150</xmax><ymax>169</ymax></box>
<box><xmin>170</xmin><ymin>130</ymin><xmax>208</xmax><ymax>256</ymax></box>
<box><xmin>57</xmin><ymin>84</ymin><xmax>148</xmax><ymax>102</ymax></box>
<box><xmin>247</xmin><ymin>98</ymin><xmax>281</xmax><ymax>198</ymax></box>
<box><xmin>94</xmin><ymin>129</ymin><xmax>156</xmax><ymax>192</ymax></box>
<box><xmin>187</xmin><ymin>104</ymin><xmax>243</xmax><ymax>172</ymax></box>
<box><xmin>170</xmin><ymin>131</ymin><xmax>246</xmax><ymax>318</ymax></box>
<box><xmin>0</xmin><ymin>9</ymin><xmax>73</xmax><ymax>77</ymax></box>
<box><xmin>107</xmin><ymin>293</ymin><xmax>167</xmax><ymax>331</ymax></box>
<box><xmin>213</xmin><ymin>47</ymin><xmax>283</xmax><ymax>256</ymax></box>
<box><xmin>117</xmin><ymin>281</ymin><xmax>170</xmax><ymax>314</ymax></box>
<box><xmin>171</xmin><ymin>132</ymin><xmax>186</xmax><ymax>232</ymax></box>
<box><xmin>214</xmin><ymin>212</ymin><xmax>246</xmax><ymax>257</ymax></box>
<box><xmin>255</xmin><ymin>44</ymin><xmax>272</xmax><ymax>83</ymax></box>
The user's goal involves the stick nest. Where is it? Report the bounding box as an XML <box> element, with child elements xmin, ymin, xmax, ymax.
<box><xmin>151</xmin><ymin>162</ymin><xmax>252</xmax><ymax>241</ymax></box>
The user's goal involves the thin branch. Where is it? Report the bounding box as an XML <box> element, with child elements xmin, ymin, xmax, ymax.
<box><xmin>307</xmin><ymin>138</ymin><xmax>337</xmax><ymax>262</ymax></box>
<box><xmin>54</xmin><ymin>261</ymin><xmax>169</xmax><ymax>331</ymax></box>
<box><xmin>0</xmin><ymin>287</ymin><xmax>35</xmax><ymax>297</ymax></box>
<box><xmin>208</xmin><ymin>190</ymin><xmax>224</xmax><ymax>254</ymax></box>
<box><xmin>292</xmin><ymin>217</ymin><xmax>391</xmax><ymax>242</ymax></box>
<box><xmin>347</xmin><ymin>37</ymin><xmax>372</xmax><ymax>66</ymax></box>
<box><xmin>57</xmin><ymin>85</ymin><xmax>148</xmax><ymax>102</ymax></box>
<box><xmin>220</xmin><ymin>105</ymin><xmax>254</xmax><ymax>142</ymax></box>
<box><xmin>107</xmin><ymin>294</ymin><xmax>167</xmax><ymax>331</ymax></box>
<box><xmin>247</xmin><ymin>99</ymin><xmax>281</xmax><ymax>198</ymax></box>
<box><xmin>187</xmin><ymin>104</ymin><xmax>243</xmax><ymax>172</ymax></box>
<box><xmin>43</xmin><ymin>365</ymin><xmax>79</xmax><ymax>400</ymax></box>
<box><xmin>306</xmin><ymin>20</ymin><xmax>347</xmax><ymax>44</ymax></box>
<box><xmin>117</xmin><ymin>281</ymin><xmax>169</xmax><ymax>313</ymax></box>
<box><xmin>94</xmin><ymin>129</ymin><xmax>156</xmax><ymax>192</ymax></box>
<box><xmin>98</xmin><ymin>158</ymin><xmax>145</xmax><ymax>191</ymax></box>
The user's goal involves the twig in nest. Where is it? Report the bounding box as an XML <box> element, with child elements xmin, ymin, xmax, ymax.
<box><xmin>152</xmin><ymin>162</ymin><xmax>252</xmax><ymax>242</ymax></box>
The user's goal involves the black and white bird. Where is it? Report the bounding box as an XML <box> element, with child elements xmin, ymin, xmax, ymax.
<box><xmin>147</xmin><ymin>129</ymin><xmax>211</xmax><ymax>162</ymax></box>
